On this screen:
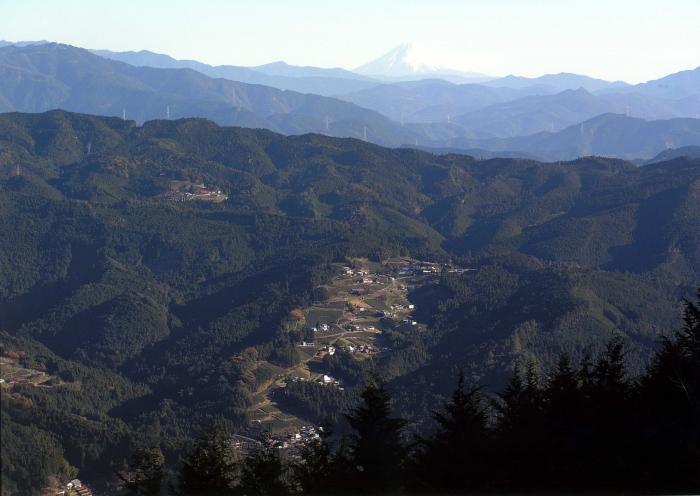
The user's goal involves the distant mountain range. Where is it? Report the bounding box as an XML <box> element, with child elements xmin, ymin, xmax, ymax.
<box><xmin>91</xmin><ymin>49</ymin><xmax>378</xmax><ymax>96</ymax></box>
<box><xmin>0</xmin><ymin>43</ymin><xmax>423</xmax><ymax>146</ymax></box>
<box><xmin>601</xmin><ymin>65</ymin><xmax>700</xmax><ymax>100</ymax></box>
<box><xmin>454</xmin><ymin>88</ymin><xmax>700</xmax><ymax>138</ymax></box>
<box><xmin>339</xmin><ymin>71</ymin><xmax>700</xmax><ymax>136</ymax></box>
<box><xmin>433</xmin><ymin>113</ymin><xmax>700</xmax><ymax>161</ymax></box>
<box><xmin>0</xmin><ymin>40</ymin><xmax>51</xmax><ymax>48</ymax></box>
<box><xmin>646</xmin><ymin>145</ymin><xmax>700</xmax><ymax>163</ymax></box>
<box><xmin>2</xmin><ymin>41</ymin><xmax>700</xmax><ymax>161</ymax></box>
<box><xmin>337</xmin><ymin>79</ymin><xmax>545</xmax><ymax>124</ymax></box>
<box><xmin>484</xmin><ymin>72</ymin><xmax>630</xmax><ymax>93</ymax></box>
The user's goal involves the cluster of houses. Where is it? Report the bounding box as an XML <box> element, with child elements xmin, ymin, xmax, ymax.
<box><xmin>229</xmin><ymin>434</ymin><xmax>262</xmax><ymax>452</ymax></box>
<box><xmin>396</xmin><ymin>260</ymin><xmax>444</xmax><ymax>277</ymax></box>
<box><xmin>394</xmin><ymin>259</ymin><xmax>474</xmax><ymax>276</ymax></box>
<box><xmin>311</xmin><ymin>323</ymin><xmax>331</xmax><ymax>333</ymax></box>
<box><xmin>0</xmin><ymin>356</ymin><xmax>52</xmax><ymax>387</ymax></box>
<box><xmin>56</xmin><ymin>479</ymin><xmax>92</xmax><ymax>496</ymax></box>
<box><xmin>342</xmin><ymin>267</ymin><xmax>368</xmax><ymax>277</ymax></box>
<box><xmin>317</xmin><ymin>374</ymin><xmax>343</xmax><ymax>389</ymax></box>
<box><xmin>286</xmin><ymin>373</ymin><xmax>343</xmax><ymax>390</ymax></box>
<box><xmin>315</xmin><ymin>345</ymin><xmax>336</xmax><ymax>357</ymax></box>
<box><xmin>343</xmin><ymin>323</ymin><xmax>377</xmax><ymax>332</ymax></box>
<box><xmin>342</xmin><ymin>266</ymin><xmax>393</xmax><ymax>286</ymax></box>
<box><xmin>161</xmin><ymin>183</ymin><xmax>228</xmax><ymax>202</ymax></box>
<box><xmin>343</xmin><ymin>343</ymin><xmax>375</xmax><ymax>355</ymax></box>
<box><xmin>270</xmin><ymin>425</ymin><xmax>323</xmax><ymax>450</ymax></box>
<box><xmin>343</xmin><ymin>258</ymin><xmax>470</xmax><ymax>286</ymax></box>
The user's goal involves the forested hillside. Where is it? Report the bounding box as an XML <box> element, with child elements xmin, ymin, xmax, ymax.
<box><xmin>1</xmin><ymin>110</ymin><xmax>698</xmax><ymax>494</ymax></box>
<box><xmin>0</xmin><ymin>43</ymin><xmax>420</xmax><ymax>146</ymax></box>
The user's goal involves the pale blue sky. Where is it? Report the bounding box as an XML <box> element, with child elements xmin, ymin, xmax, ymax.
<box><xmin>2</xmin><ymin>0</ymin><xmax>699</xmax><ymax>83</ymax></box>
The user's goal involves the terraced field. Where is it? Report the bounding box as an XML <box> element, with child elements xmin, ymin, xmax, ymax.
<box><xmin>245</xmin><ymin>258</ymin><xmax>442</xmax><ymax>434</ymax></box>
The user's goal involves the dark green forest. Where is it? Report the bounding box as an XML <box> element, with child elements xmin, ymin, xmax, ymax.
<box><xmin>1</xmin><ymin>110</ymin><xmax>699</xmax><ymax>494</ymax></box>
<box><xmin>124</xmin><ymin>296</ymin><xmax>700</xmax><ymax>494</ymax></box>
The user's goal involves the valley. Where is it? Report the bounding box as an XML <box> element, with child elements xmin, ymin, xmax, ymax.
<box><xmin>0</xmin><ymin>110</ymin><xmax>698</xmax><ymax>495</ymax></box>
<box><xmin>242</xmin><ymin>258</ymin><xmax>447</xmax><ymax>437</ymax></box>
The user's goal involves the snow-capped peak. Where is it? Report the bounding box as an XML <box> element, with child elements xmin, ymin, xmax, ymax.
<box><xmin>354</xmin><ymin>43</ymin><xmax>437</xmax><ymax>77</ymax></box>
<box><xmin>353</xmin><ymin>43</ymin><xmax>488</xmax><ymax>82</ymax></box>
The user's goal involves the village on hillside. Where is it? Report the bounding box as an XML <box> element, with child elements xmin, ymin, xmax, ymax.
<box><xmin>0</xmin><ymin>354</ymin><xmax>64</xmax><ymax>389</ymax></box>
<box><xmin>157</xmin><ymin>180</ymin><xmax>228</xmax><ymax>202</ymax></box>
<box><xmin>51</xmin><ymin>479</ymin><xmax>93</xmax><ymax>496</ymax></box>
<box><xmin>1</xmin><ymin>257</ymin><xmax>472</xmax><ymax>487</ymax></box>
<box><xmin>236</xmin><ymin>257</ymin><xmax>473</xmax><ymax>449</ymax></box>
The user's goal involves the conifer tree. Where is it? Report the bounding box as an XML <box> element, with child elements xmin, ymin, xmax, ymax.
<box><xmin>543</xmin><ymin>354</ymin><xmax>584</xmax><ymax>487</ymax></box>
<box><xmin>415</xmin><ymin>370</ymin><xmax>490</xmax><ymax>491</ymax></box>
<box><xmin>239</xmin><ymin>434</ymin><xmax>289</xmax><ymax>496</ymax></box>
<box><xmin>494</xmin><ymin>361</ymin><xmax>545</xmax><ymax>490</ymax></box>
<box><xmin>587</xmin><ymin>338</ymin><xmax>634</xmax><ymax>488</ymax></box>
<box><xmin>117</xmin><ymin>447</ymin><xmax>165</xmax><ymax>495</ymax></box>
<box><xmin>344</xmin><ymin>378</ymin><xmax>406</xmax><ymax>492</ymax></box>
<box><xmin>179</xmin><ymin>424</ymin><xmax>238</xmax><ymax>495</ymax></box>
<box><xmin>291</xmin><ymin>427</ymin><xmax>337</xmax><ymax>495</ymax></box>
<box><xmin>638</xmin><ymin>289</ymin><xmax>700</xmax><ymax>489</ymax></box>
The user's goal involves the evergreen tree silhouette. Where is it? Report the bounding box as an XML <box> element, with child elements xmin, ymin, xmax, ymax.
<box><xmin>344</xmin><ymin>377</ymin><xmax>406</xmax><ymax>493</ymax></box>
<box><xmin>413</xmin><ymin>370</ymin><xmax>490</xmax><ymax>492</ymax></box>
<box><xmin>117</xmin><ymin>447</ymin><xmax>165</xmax><ymax>495</ymax></box>
<box><xmin>638</xmin><ymin>289</ymin><xmax>700</xmax><ymax>490</ymax></box>
<box><xmin>239</xmin><ymin>433</ymin><xmax>290</xmax><ymax>496</ymax></box>
<box><xmin>291</xmin><ymin>427</ymin><xmax>343</xmax><ymax>495</ymax></box>
<box><xmin>178</xmin><ymin>424</ymin><xmax>239</xmax><ymax>495</ymax></box>
<box><xmin>542</xmin><ymin>354</ymin><xmax>584</xmax><ymax>488</ymax></box>
<box><xmin>494</xmin><ymin>361</ymin><xmax>546</xmax><ymax>490</ymax></box>
<box><xmin>587</xmin><ymin>338</ymin><xmax>634</xmax><ymax>488</ymax></box>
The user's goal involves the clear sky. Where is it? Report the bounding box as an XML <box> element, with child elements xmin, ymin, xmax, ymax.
<box><xmin>2</xmin><ymin>0</ymin><xmax>699</xmax><ymax>83</ymax></box>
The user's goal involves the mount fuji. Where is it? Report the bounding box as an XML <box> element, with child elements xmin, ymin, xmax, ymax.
<box><xmin>354</xmin><ymin>43</ymin><xmax>490</xmax><ymax>83</ymax></box>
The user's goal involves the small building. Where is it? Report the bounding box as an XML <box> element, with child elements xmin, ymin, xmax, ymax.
<box><xmin>67</xmin><ymin>480</ymin><xmax>82</xmax><ymax>490</ymax></box>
